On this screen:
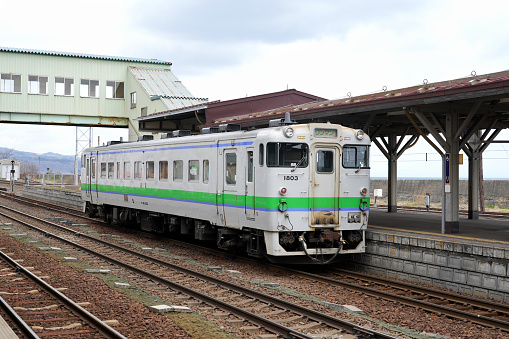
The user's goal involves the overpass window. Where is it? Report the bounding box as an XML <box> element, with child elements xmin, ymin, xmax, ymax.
<box><xmin>80</xmin><ymin>79</ymin><xmax>99</xmax><ymax>98</ymax></box>
<box><xmin>55</xmin><ymin>77</ymin><xmax>74</xmax><ymax>96</ymax></box>
<box><xmin>106</xmin><ymin>81</ymin><xmax>124</xmax><ymax>99</ymax></box>
<box><xmin>130</xmin><ymin>92</ymin><xmax>136</xmax><ymax>108</ymax></box>
<box><xmin>1</xmin><ymin>73</ymin><xmax>21</xmax><ymax>93</ymax></box>
<box><xmin>28</xmin><ymin>75</ymin><xmax>48</xmax><ymax>95</ymax></box>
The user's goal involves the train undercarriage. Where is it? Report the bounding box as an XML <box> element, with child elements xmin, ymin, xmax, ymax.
<box><xmin>85</xmin><ymin>202</ymin><xmax>364</xmax><ymax>264</ymax></box>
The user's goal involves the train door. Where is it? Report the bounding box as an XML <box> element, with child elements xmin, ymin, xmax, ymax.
<box><xmin>221</xmin><ymin>148</ymin><xmax>238</xmax><ymax>224</ymax></box>
<box><xmin>88</xmin><ymin>153</ymin><xmax>98</xmax><ymax>203</ymax></box>
<box><xmin>310</xmin><ymin>145</ymin><xmax>340</xmax><ymax>226</ymax></box>
<box><xmin>245</xmin><ymin>148</ymin><xmax>255</xmax><ymax>220</ymax></box>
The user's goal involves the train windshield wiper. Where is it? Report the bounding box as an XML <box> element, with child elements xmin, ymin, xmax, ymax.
<box><xmin>291</xmin><ymin>156</ymin><xmax>306</xmax><ymax>172</ymax></box>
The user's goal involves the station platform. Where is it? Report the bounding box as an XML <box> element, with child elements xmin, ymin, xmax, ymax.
<box><xmin>0</xmin><ymin>314</ymin><xmax>18</xmax><ymax>339</ymax></box>
<box><xmin>348</xmin><ymin>208</ymin><xmax>509</xmax><ymax>303</ymax></box>
<box><xmin>369</xmin><ymin>207</ymin><xmax>509</xmax><ymax>244</ymax></box>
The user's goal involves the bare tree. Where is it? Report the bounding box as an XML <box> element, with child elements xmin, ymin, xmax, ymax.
<box><xmin>0</xmin><ymin>148</ymin><xmax>15</xmax><ymax>159</ymax></box>
<box><xmin>20</xmin><ymin>162</ymin><xmax>38</xmax><ymax>177</ymax></box>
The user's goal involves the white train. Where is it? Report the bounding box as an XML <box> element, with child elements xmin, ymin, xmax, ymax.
<box><xmin>81</xmin><ymin>118</ymin><xmax>370</xmax><ymax>264</ymax></box>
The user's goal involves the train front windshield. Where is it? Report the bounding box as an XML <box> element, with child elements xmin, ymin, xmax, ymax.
<box><xmin>342</xmin><ymin>145</ymin><xmax>369</xmax><ymax>169</ymax></box>
<box><xmin>267</xmin><ymin>143</ymin><xmax>309</xmax><ymax>167</ymax></box>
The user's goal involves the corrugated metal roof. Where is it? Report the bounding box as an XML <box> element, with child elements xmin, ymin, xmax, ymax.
<box><xmin>0</xmin><ymin>47</ymin><xmax>171</xmax><ymax>65</ymax></box>
<box><xmin>130</xmin><ymin>67</ymin><xmax>208</xmax><ymax>110</ymax></box>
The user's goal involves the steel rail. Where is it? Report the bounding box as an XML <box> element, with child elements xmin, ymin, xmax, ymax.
<box><xmin>0</xmin><ymin>295</ymin><xmax>40</xmax><ymax>339</ymax></box>
<box><xmin>0</xmin><ymin>250</ymin><xmax>126</xmax><ymax>339</ymax></box>
<box><xmin>280</xmin><ymin>266</ymin><xmax>509</xmax><ymax>332</ymax></box>
<box><xmin>0</xmin><ymin>204</ymin><xmax>397</xmax><ymax>339</ymax></box>
<box><xmin>0</xmin><ymin>192</ymin><xmax>95</xmax><ymax>221</ymax></box>
<box><xmin>333</xmin><ymin>268</ymin><xmax>509</xmax><ymax>315</ymax></box>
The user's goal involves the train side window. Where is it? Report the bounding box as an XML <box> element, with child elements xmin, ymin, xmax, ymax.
<box><xmin>248</xmin><ymin>151</ymin><xmax>253</xmax><ymax>182</ymax></box>
<box><xmin>82</xmin><ymin>155</ymin><xmax>86</xmax><ymax>168</ymax></box>
<box><xmin>116</xmin><ymin>162</ymin><xmax>120</xmax><ymax>179</ymax></box>
<box><xmin>107</xmin><ymin>162</ymin><xmax>114</xmax><ymax>178</ymax></box>
<box><xmin>316</xmin><ymin>150</ymin><xmax>334</xmax><ymax>173</ymax></box>
<box><xmin>259</xmin><ymin>144</ymin><xmax>264</xmax><ymax>166</ymax></box>
<box><xmin>124</xmin><ymin>162</ymin><xmax>131</xmax><ymax>179</ymax></box>
<box><xmin>203</xmin><ymin>160</ymin><xmax>209</xmax><ymax>183</ymax></box>
<box><xmin>173</xmin><ymin>160</ymin><xmax>183</xmax><ymax>181</ymax></box>
<box><xmin>134</xmin><ymin>161</ymin><xmax>142</xmax><ymax>179</ymax></box>
<box><xmin>159</xmin><ymin>161</ymin><xmax>168</xmax><ymax>180</ymax></box>
<box><xmin>189</xmin><ymin>160</ymin><xmax>199</xmax><ymax>182</ymax></box>
<box><xmin>225</xmin><ymin>153</ymin><xmax>236</xmax><ymax>185</ymax></box>
<box><xmin>146</xmin><ymin>161</ymin><xmax>155</xmax><ymax>180</ymax></box>
<box><xmin>100</xmin><ymin>163</ymin><xmax>107</xmax><ymax>178</ymax></box>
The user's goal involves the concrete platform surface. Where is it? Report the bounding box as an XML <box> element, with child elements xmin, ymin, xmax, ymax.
<box><xmin>369</xmin><ymin>207</ymin><xmax>509</xmax><ymax>245</ymax></box>
<box><xmin>0</xmin><ymin>314</ymin><xmax>18</xmax><ymax>339</ymax></box>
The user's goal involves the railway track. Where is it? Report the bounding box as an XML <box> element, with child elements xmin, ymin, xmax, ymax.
<box><xmin>0</xmin><ymin>202</ymin><xmax>397</xmax><ymax>338</ymax></box>
<box><xmin>284</xmin><ymin>267</ymin><xmax>509</xmax><ymax>332</ymax></box>
<box><xmin>3</xmin><ymin>191</ymin><xmax>509</xmax><ymax>336</ymax></box>
<box><xmin>0</xmin><ymin>250</ymin><xmax>126</xmax><ymax>338</ymax></box>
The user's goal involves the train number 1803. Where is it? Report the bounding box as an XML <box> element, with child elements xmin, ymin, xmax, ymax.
<box><xmin>283</xmin><ymin>175</ymin><xmax>298</xmax><ymax>181</ymax></box>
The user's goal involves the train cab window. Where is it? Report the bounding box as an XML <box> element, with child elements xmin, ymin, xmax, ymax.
<box><xmin>317</xmin><ymin>150</ymin><xmax>334</xmax><ymax>173</ymax></box>
<box><xmin>134</xmin><ymin>161</ymin><xmax>142</xmax><ymax>179</ymax></box>
<box><xmin>173</xmin><ymin>160</ymin><xmax>183</xmax><ymax>181</ymax></box>
<box><xmin>100</xmin><ymin>163</ymin><xmax>107</xmax><ymax>178</ymax></box>
<box><xmin>248</xmin><ymin>151</ymin><xmax>254</xmax><ymax>182</ymax></box>
<box><xmin>107</xmin><ymin>162</ymin><xmax>114</xmax><ymax>178</ymax></box>
<box><xmin>203</xmin><ymin>160</ymin><xmax>209</xmax><ymax>183</ymax></box>
<box><xmin>159</xmin><ymin>161</ymin><xmax>168</xmax><ymax>180</ymax></box>
<box><xmin>146</xmin><ymin>161</ymin><xmax>155</xmax><ymax>180</ymax></box>
<box><xmin>267</xmin><ymin>143</ymin><xmax>308</xmax><ymax>168</ymax></box>
<box><xmin>342</xmin><ymin>145</ymin><xmax>370</xmax><ymax>169</ymax></box>
<box><xmin>188</xmin><ymin>160</ymin><xmax>199</xmax><ymax>182</ymax></box>
<box><xmin>116</xmin><ymin>162</ymin><xmax>120</xmax><ymax>179</ymax></box>
<box><xmin>124</xmin><ymin>162</ymin><xmax>131</xmax><ymax>179</ymax></box>
<box><xmin>225</xmin><ymin>153</ymin><xmax>236</xmax><ymax>185</ymax></box>
<box><xmin>259</xmin><ymin>144</ymin><xmax>264</xmax><ymax>166</ymax></box>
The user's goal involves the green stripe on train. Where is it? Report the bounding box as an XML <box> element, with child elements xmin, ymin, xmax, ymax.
<box><xmin>81</xmin><ymin>184</ymin><xmax>369</xmax><ymax>209</ymax></box>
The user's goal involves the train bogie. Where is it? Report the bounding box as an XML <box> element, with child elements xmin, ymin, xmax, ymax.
<box><xmin>81</xmin><ymin>121</ymin><xmax>370</xmax><ymax>264</ymax></box>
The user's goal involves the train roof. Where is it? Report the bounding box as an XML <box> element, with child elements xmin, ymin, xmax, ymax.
<box><xmin>84</xmin><ymin>121</ymin><xmax>368</xmax><ymax>153</ymax></box>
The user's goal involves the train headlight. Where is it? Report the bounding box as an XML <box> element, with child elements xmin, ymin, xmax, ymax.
<box><xmin>283</xmin><ymin>127</ymin><xmax>294</xmax><ymax>138</ymax></box>
<box><xmin>355</xmin><ymin>130</ymin><xmax>364</xmax><ymax>140</ymax></box>
<box><xmin>360</xmin><ymin>187</ymin><xmax>368</xmax><ymax>196</ymax></box>
<box><xmin>279</xmin><ymin>187</ymin><xmax>287</xmax><ymax>195</ymax></box>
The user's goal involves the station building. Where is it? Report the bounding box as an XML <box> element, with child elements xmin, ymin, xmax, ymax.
<box><xmin>0</xmin><ymin>159</ymin><xmax>20</xmax><ymax>180</ymax></box>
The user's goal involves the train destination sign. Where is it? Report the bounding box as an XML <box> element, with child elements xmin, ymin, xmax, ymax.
<box><xmin>314</xmin><ymin>128</ymin><xmax>337</xmax><ymax>138</ymax></box>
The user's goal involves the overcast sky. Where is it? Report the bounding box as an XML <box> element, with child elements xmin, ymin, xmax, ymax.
<box><xmin>1</xmin><ymin>0</ymin><xmax>508</xmax><ymax>178</ymax></box>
